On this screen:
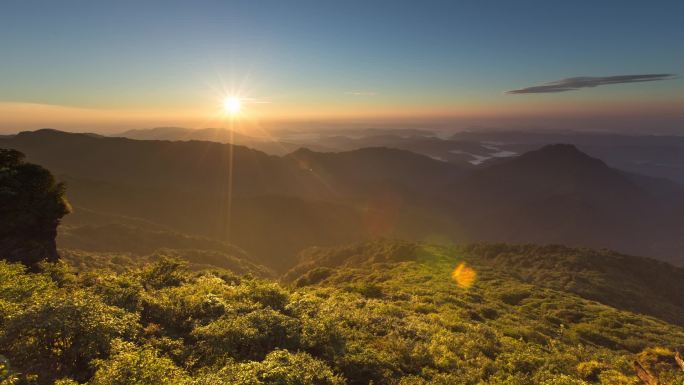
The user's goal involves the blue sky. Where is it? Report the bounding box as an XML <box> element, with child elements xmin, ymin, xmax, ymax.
<box><xmin>0</xmin><ymin>0</ymin><xmax>682</xmax><ymax>132</ymax></box>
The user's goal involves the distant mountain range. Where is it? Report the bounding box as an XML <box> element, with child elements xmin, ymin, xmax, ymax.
<box><xmin>113</xmin><ymin>126</ymin><xmax>330</xmax><ymax>155</ymax></box>
<box><xmin>451</xmin><ymin>130</ymin><xmax>684</xmax><ymax>184</ymax></box>
<box><xmin>446</xmin><ymin>144</ymin><xmax>684</xmax><ymax>257</ymax></box>
<box><xmin>116</xmin><ymin>127</ymin><xmax>684</xmax><ymax>185</ymax></box>
<box><xmin>112</xmin><ymin>126</ymin><xmax>521</xmax><ymax>165</ymax></box>
<box><xmin>2</xmin><ymin>129</ymin><xmax>683</xmax><ymax>268</ymax></box>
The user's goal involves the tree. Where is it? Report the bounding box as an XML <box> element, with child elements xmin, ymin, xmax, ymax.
<box><xmin>0</xmin><ymin>149</ymin><xmax>70</xmax><ymax>265</ymax></box>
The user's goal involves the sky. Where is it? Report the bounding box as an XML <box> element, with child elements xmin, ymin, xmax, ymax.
<box><xmin>0</xmin><ymin>0</ymin><xmax>683</xmax><ymax>134</ymax></box>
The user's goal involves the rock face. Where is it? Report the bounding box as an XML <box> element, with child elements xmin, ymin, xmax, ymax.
<box><xmin>0</xmin><ymin>149</ymin><xmax>69</xmax><ymax>265</ymax></box>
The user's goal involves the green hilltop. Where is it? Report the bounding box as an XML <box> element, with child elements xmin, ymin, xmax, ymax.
<box><xmin>2</xmin><ymin>241</ymin><xmax>683</xmax><ymax>385</ymax></box>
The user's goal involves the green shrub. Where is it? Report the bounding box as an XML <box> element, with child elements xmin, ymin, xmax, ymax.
<box><xmin>346</xmin><ymin>282</ymin><xmax>384</xmax><ymax>299</ymax></box>
<box><xmin>338</xmin><ymin>345</ymin><xmax>399</xmax><ymax>385</ymax></box>
<box><xmin>569</xmin><ymin>324</ymin><xmax>619</xmax><ymax>349</ymax></box>
<box><xmin>498</xmin><ymin>288</ymin><xmax>531</xmax><ymax>306</ymax></box>
<box><xmin>194</xmin><ymin>350</ymin><xmax>345</xmax><ymax>385</ymax></box>
<box><xmin>0</xmin><ymin>290</ymin><xmax>139</xmax><ymax>384</ymax></box>
<box><xmin>294</xmin><ymin>267</ymin><xmax>333</xmax><ymax>288</ymax></box>
<box><xmin>89</xmin><ymin>341</ymin><xmax>190</xmax><ymax>385</ymax></box>
<box><xmin>191</xmin><ymin>308</ymin><xmax>301</xmax><ymax>363</ymax></box>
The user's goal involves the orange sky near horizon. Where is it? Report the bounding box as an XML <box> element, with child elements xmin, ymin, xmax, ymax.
<box><xmin>2</xmin><ymin>98</ymin><xmax>683</xmax><ymax>135</ymax></box>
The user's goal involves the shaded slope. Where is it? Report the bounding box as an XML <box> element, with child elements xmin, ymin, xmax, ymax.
<box><xmin>0</xmin><ymin>130</ymin><xmax>362</xmax><ymax>270</ymax></box>
<box><xmin>286</xmin><ymin>146</ymin><xmax>464</xmax><ymax>197</ymax></box>
<box><xmin>447</xmin><ymin>144</ymin><xmax>684</xmax><ymax>262</ymax></box>
<box><xmin>4</xmin><ymin>131</ymin><xmax>684</xmax><ymax>266</ymax></box>
<box><xmin>286</xmin><ymin>147</ymin><xmax>467</xmax><ymax>243</ymax></box>
<box><xmin>0</xmin><ymin>130</ymin><xmax>468</xmax><ymax>270</ymax></box>
<box><xmin>1</xmin><ymin>129</ymin><xmax>330</xmax><ymax>199</ymax></box>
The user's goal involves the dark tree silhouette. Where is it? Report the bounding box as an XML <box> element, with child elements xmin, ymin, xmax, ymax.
<box><xmin>0</xmin><ymin>148</ymin><xmax>70</xmax><ymax>265</ymax></box>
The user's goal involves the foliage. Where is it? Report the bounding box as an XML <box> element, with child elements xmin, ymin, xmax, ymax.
<box><xmin>58</xmin><ymin>223</ymin><xmax>271</xmax><ymax>276</ymax></box>
<box><xmin>193</xmin><ymin>350</ymin><xmax>345</xmax><ymax>385</ymax></box>
<box><xmin>88</xmin><ymin>340</ymin><xmax>190</xmax><ymax>385</ymax></box>
<box><xmin>0</xmin><ymin>288</ymin><xmax>139</xmax><ymax>384</ymax></box>
<box><xmin>0</xmin><ymin>149</ymin><xmax>70</xmax><ymax>265</ymax></box>
<box><xmin>1</xmin><ymin>241</ymin><xmax>684</xmax><ymax>384</ymax></box>
<box><xmin>462</xmin><ymin>243</ymin><xmax>684</xmax><ymax>325</ymax></box>
<box><xmin>192</xmin><ymin>308</ymin><xmax>301</xmax><ymax>363</ymax></box>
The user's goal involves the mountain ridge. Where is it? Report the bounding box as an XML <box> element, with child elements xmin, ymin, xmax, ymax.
<box><xmin>2</xmin><ymin>129</ymin><xmax>684</xmax><ymax>266</ymax></box>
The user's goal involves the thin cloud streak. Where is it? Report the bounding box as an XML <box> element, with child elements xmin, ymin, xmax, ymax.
<box><xmin>346</xmin><ymin>91</ymin><xmax>377</xmax><ymax>96</ymax></box>
<box><xmin>241</xmin><ymin>97</ymin><xmax>271</xmax><ymax>104</ymax></box>
<box><xmin>507</xmin><ymin>74</ymin><xmax>677</xmax><ymax>94</ymax></box>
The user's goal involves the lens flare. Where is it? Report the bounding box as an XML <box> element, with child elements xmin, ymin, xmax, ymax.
<box><xmin>452</xmin><ymin>262</ymin><xmax>476</xmax><ymax>288</ymax></box>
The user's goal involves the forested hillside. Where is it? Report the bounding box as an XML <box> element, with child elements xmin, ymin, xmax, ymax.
<box><xmin>2</xmin><ymin>241</ymin><xmax>684</xmax><ymax>384</ymax></box>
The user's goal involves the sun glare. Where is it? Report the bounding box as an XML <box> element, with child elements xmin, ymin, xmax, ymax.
<box><xmin>223</xmin><ymin>96</ymin><xmax>242</xmax><ymax>115</ymax></box>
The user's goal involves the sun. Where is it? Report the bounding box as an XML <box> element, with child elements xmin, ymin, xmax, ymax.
<box><xmin>223</xmin><ymin>96</ymin><xmax>241</xmax><ymax>115</ymax></box>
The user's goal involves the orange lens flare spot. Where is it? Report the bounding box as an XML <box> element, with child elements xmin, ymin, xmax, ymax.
<box><xmin>452</xmin><ymin>262</ymin><xmax>476</xmax><ymax>289</ymax></box>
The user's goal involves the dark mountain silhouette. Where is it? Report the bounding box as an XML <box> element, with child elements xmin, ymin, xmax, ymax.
<box><xmin>284</xmin><ymin>143</ymin><xmax>683</xmax><ymax>263</ymax></box>
<box><xmin>291</xmin><ymin>133</ymin><xmax>518</xmax><ymax>165</ymax></box>
<box><xmin>286</xmin><ymin>146</ymin><xmax>465</xmax><ymax>198</ymax></box>
<box><xmin>451</xmin><ymin>130</ymin><xmax>684</xmax><ymax>147</ymax></box>
<box><xmin>451</xmin><ymin>130</ymin><xmax>684</xmax><ymax>183</ymax></box>
<box><xmin>2</xmin><ymin>130</ymin><xmax>684</xmax><ymax>267</ymax></box>
<box><xmin>118</xmin><ymin>127</ymin><xmax>522</xmax><ymax>167</ymax></box>
<box><xmin>454</xmin><ymin>144</ymin><xmax>646</xmax><ymax>204</ymax></box>
<box><xmin>447</xmin><ymin>144</ymin><xmax>684</xmax><ymax>262</ymax></box>
<box><xmin>114</xmin><ymin>126</ymin><xmax>329</xmax><ymax>155</ymax></box>
<box><xmin>1</xmin><ymin>130</ymin><xmax>360</xmax><ymax>270</ymax></box>
<box><xmin>4</xmin><ymin>129</ymin><xmax>331</xmax><ymax>199</ymax></box>
<box><xmin>2</xmin><ymin>130</ymin><xmax>458</xmax><ymax>270</ymax></box>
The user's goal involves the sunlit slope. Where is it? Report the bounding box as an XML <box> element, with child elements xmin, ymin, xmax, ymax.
<box><xmin>286</xmin><ymin>240</ymin><xmax>684</xmax><ymax>327</ymax></box>
<box><xmin>59</xmin><ymin>247</ymin><xmax>272</xmax><ymax>277</ymax></box>
<box><xmin>463</xmin><ymin>243</ymin><xmax>684</xmax><ymax>326</ymax></box>
<box><xmin>2</xmin><ymin>241</ymin><xmax>683</xmax><ymax>384</ymax></box>
<box><xmin>283</xmin><ymin>240</ymin><xmax>684</xmax><ymax>384</ymax></box>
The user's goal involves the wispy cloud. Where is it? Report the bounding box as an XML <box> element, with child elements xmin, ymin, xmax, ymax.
<box><xmin>346</xmin><ymin>91</ymin><xmax>377</xmax><ymax>96</ymax></box>
<box><xmin>241</xmin><ymin>97</ymin><xmax>271</xmax><ymax>104</ymax></box>
<box><xmin>506</xmin><ymin>74</ymin><xmax>677</xmax><ymax>94</ymax></box>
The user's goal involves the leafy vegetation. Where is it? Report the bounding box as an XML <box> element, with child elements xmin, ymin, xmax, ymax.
<box><xmin>0</xmin><ymin>149</ymin><xmax>70</xmax><ymax>265</ymax></box>
<box><xmin>461</xmin><ymin>243</ymin><xmax>684</xmax><ymax>326</ymax></box>
<box><xmin>1</xmin><ymin>241</ymin><xmax>683</xmax><ymax>384</ymax></box>
<box><xmin>60</xmin><ymin>247</ymin><xmax>272</xmax><ymax>277</ymax></box>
